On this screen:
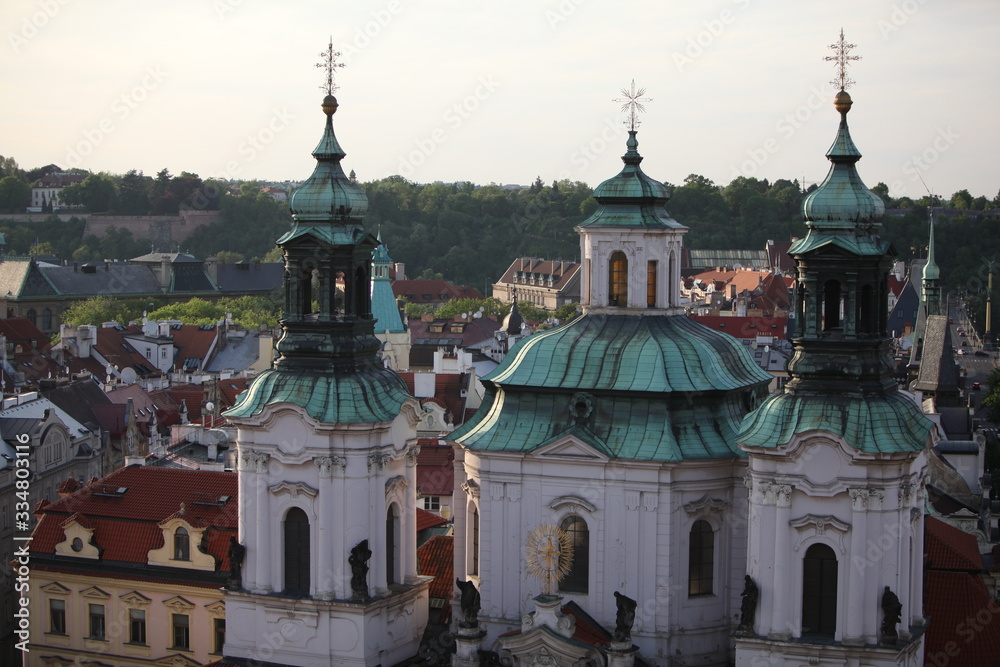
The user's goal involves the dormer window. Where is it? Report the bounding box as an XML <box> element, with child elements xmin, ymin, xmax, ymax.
<box><xmin>173</xmin><ymin>527</ymin><xmax>190</xmax><ymax>561</ymax></box>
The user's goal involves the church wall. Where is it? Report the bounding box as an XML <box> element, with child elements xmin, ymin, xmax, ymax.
<box><xmin>457</xmin><ymin>445</ymin><xmax>749</xmax><ymax>664</ymax></box>
<box><xmin>579</xmin><ymin>228</ymin><xmax>685</xmax><ymax>312</ymax></box>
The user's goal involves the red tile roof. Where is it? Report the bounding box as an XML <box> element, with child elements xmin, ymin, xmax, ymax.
<box><xmin>219</xmin><ymin>377</ymin><xmax>249</xmax><ymax>406</ymax></box>
<box><xmin>30</xmin><ymin>466</ymin><xmax>237</xmax><ymax>568</ymax></box>
<box><xmin>417</xmin><ymin>535</ymin><xmax>454</xmax><ymax>602</ymax></box>
<box><xmin>416</xmin><ymin>507</ymin><xmax>449</xmax><ymax>532</ymax></box>
<box><xmin>924</xmin><ymin>570</ymin><xmax>1000</xmax><ymax>665</ymax></box>
<box><xmin>690</xmin><ymin>315</ymin><xmax>788</xmax><ymax>340</ymax></box>
<box><xmin>417</xmin><ymin>442</ymin><xmax>455</xmax><ymax>496</ymax></box>
<box><xmin>392</xmin><ymin>279</ymin><xmax>483</xmax><ymax>304</ymax></box>
<box><xmin>926</xmin><ymin>516</ymin><xmax>984</xmax><ymax>572</ymax></box>
<box><xmin>94</xmin><ymin>325</ymin><xmax>162</xmax><ymax>378</ymax></box>
<box><xmin>0</xmin><ymin>317</ymin><xmax>50</xmax><ymax>347</ymax></box>
<box><xmin>168</xmin><ymin>324</ymin><xmax>217</xmax><ymax>372</ymax></box>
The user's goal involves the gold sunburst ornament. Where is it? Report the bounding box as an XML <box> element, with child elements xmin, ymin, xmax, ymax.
<box><xmin>525</xmin><ymin>524</ymin><xmax>574</xmax><ymax>595</ymax></box>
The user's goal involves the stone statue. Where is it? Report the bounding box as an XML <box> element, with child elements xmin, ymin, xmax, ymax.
<box><xmin>737</xmin><ymin>575</ymin><xmax>759</xmax><ymax>634</ymax></box>
<box><xmin>456</xmin><ymin>578</ymin><xmax>481</xmax><ymax>628</ymax></box>
<box><xmin>349</xmin><ymin>539</ymin><xmax>372</xmax><ymax>601</ymax></box>
<box><xmin>613</xmin><ymin>591</ymin><xmax>637</xmax><ymax>642</ymax></box>
<box><xmin>226</xmin><ymin>537</ymin><xmax>246</xmax><ymax>590</ymax></box>
<box><xmin>881</xmin><ymin>586</ymin><xmax>902</xmax><ymax>645</ymax></box>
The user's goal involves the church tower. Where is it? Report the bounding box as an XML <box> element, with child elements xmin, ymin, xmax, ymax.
<box><xmin>222</xmin><ymin>43</ymin><xmax>428</xmax><ymax>667</ymax></box>
<box><xmin>921</xmin><ymin>214</ymin><xmax>941</xmax><ymax>318</ymax></box>
<box><xmin>450</xmin><ymin>82</ymin><xmax>770</xmax><ymax>663</ymax></box>
<box><xmin>735</xmin><ymin>33</ymin><xmax>934</xmax><ymax>667</ymax></box>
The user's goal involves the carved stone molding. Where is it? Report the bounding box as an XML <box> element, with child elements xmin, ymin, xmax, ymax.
<box><xmin>367</xmin><ymin>453</ymin><xmax>391</xmax><ymax>473</ymax></box>
<box><xmin>683</xmin><ymin>494</ymin><xmax>728</xmax><ymax>516</ymax></box>
<box><xmin>490</xmin><ymin>482</ymin><xmax>505</xmax><ymax>502</ymax></box>
<box><xmin>642</xmin><ymin>491</ymin><xmax>658</xmax><ymax>512</ymax></box>
<box><xmin>898</xmin><ymin>482</ymin><xmax>914</xmax><ymax>506</ymax></box>
<box><xmin>790</xmin><ymin>514</ymin><xmax>851</xmax><ymax>554</ymax></box>
<box><xmin>758</xmin><ymin>482</ymin><xmax>793</xmax><ymax>507</ymax></box>
<box><xmin>548</xmin><ymin>495</ymin><xmax>595</xmax><ymax>514</ymax></box>
<box><xmin>240</xmin><ymin>449</ymin><xmax>269</xmax><ymax>474</ymax></box>
<box><xmin>462</xmin><ymin>479</ymin><xmax>480</xmax><ymax>499</ymax></box>
<box><xmin>314</xmin><ymin>455</ymin><xmax>346</xmax><ymax>478</ymax></box>
<box><xmin>625</xmin><ymin>490</ymin><xmax>641</xmax><ymax>511</ymax></box>
<box><xmin>507</xmin><ymin>484</ymin><xmax>521</xmax><ymax>503</ymax></box>
<box><xmin>385</xmin><ymin>475</ymin><xmax>408</xmax><ymax>496</ymax></box>
<box><xmin>269</xmin><ymin>481</ymin><xmax>318</xmax><ymax>499</ymax></box>
<box><xmin>849</xmin><ymin>487</ymin><xmax>885</xmax><ymax>511</ymax></box>
<box><xmin>405</xmin><ymin>444</ymin><xmax>421</xmax><ymax>468</ymax></box>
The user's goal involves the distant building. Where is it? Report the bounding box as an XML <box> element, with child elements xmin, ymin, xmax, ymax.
<box><xmin>492</xmin><ymin>257</ymin><xmax>581</xmax><ymax>310</ymax></box>
<box><xmin>28</xmin><ymin>172</ymin><xmax>85</xmax><ymax>212</ymax></box>
<box><xmin>392</xmin><ymin>278</ymin><xmax>483</xmax><ymax>305</ymax></box>
<box><xmin>26</xmin><ymin>465</ymin><xmax>237</xmax><ymax>666</ymax></box>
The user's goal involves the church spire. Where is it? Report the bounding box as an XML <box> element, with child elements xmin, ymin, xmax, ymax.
<box><xmin>922</xmin><ymin>212</ymin><xmax>941</xmax><ymax>316</ymax></box>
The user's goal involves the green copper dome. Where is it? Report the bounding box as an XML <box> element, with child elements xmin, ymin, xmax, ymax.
<box><xmin>486</xmin><ymin>313</ymin><xmax>770</xmax><ymax>393</ymax></box>
<box><xmin>451</xmin><ymin>313</ymin><xmax>771</xmax><ymax>462</ymax></box>
<box><xmin>800</xmin><ymin>91</ymin><xmax>884</xmax><ymax>231</ymax></box>
<box><xmin>225</xmin><ymin>366</ymin><xmax>410</xmax><ymax>424</ymax></box>
<box><xmin>578</xmin><ymin>131</ymin><xmax>686</xmax><ymax>230</ymax></box>
<box><xmin>738</xmin><ymin>391</ymin><xmax>931</xmax><ymax>454</ymax></box>
<box><xmin>287</xmin><ymin>95</ymin><xmax>369</xmax><ymax>223</ymax></box>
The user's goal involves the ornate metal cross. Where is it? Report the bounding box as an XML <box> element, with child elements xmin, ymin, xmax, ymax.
<box><xmin>316</xmin><ymin>38</ymin><xmax>345</xmax><ymax>95</ymax></box>
<box><xmin>825</xmin><ymin>28</ymin><xmax>860</xmax><ymax>91</ymax></box>
<box><xmin>613</xmin><ymin>79</ymin><xmax>651</xmax><ymax>131</ymax></box>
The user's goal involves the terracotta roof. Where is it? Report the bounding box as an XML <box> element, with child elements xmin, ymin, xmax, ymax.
<box><xmin>0</xmin><ymin>317</ymin><xmax>49</xmax><ymax>346</ymax></box>
<box><xmin>391</xmin><ymin>279</ymin><xmax>483</xmax><ymax>304</ymax></box>
<box><xmin>416</xmin><ymin>507</ymin><xmax>449</xmax><ymax>532</ymax></box>
<box><xmin>30</xmin><ymin>466</ymin><xmax>237</xmax><ymax>569</ymax></box>
<box><xmin>58</xmin><ymin>476</ymin><xmax>81</xmax><ymax>494</ymax></box>
<box><xmin>417</xmin><ymin>535</ymin><xmax>454</xmax><ymax>602</ymax></box>
<box><xmin>495</xmin><ymin>257</ymin><xmax>581</xmax><ymax>293</ymax></box>
<box><xmin>407</xmin><ymin>317</ymin><xmax>499</xmax><ymax>349</ymax></box>
<box><xmin>168</xmin><ymin>324</ymin><xmax>217</xmax><ymax>372</ymax></box>
<box><xmin>417</xmin><ymin>442</ymin><xmax>455</xmax><ymax>496</ymax></box>
<box><xmin>91</xmin><ymin>403</ymin><xmax>126</xmax><ymax>436</ymax></box>
<box><xmin>94</xmin><ymin>325</ymin><xmax>161</xmax><ymax>378</ymax></box>
<box><xmin>219</xmin><ymin>378</ymin><xmax>249</xmax><ymax>406</ymax></box>
<box><xmin>925</xmin><ymin>516</ymin><xmax>984</xmax><ymax>572</ymax></box>
<box><xmin>689</xmin><ymin>315</ymin><xmax>788</xmax><ymax>340</ymax></box>
<box><xmin>924</xmin><ymin>570</ymin><xmax>1000</xmax><ymax>665</ymax></box>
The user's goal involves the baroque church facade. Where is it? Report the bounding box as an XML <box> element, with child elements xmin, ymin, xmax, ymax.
<box><xmin>216</xmin><ymin>40</ymin><xmax>933</xmax><ymax>667</ymax></box>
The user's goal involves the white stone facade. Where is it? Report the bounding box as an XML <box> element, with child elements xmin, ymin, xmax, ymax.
<box><xmin>453</xmin><ymin>442</ymin><xmax>751</xmax><ymax>664</ymax></box>
<box><xmin>736</xmin><ymin>432</ymin><xmax>929</xmax><ymax>667</ymax></box>
<box><xmin>578</xmin><ymin>227</ymin><xmax>684</xmax><ymax>313</ymax></box>
<box><xmin>225</xmin><ymin>403</ymin><xmax>430</xmax><ymax>667</ymax></box>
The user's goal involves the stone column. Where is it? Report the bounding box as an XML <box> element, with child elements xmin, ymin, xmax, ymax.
<box><xmin>314</xmin><ymin>456</ymin><xmax>335</xmax><ymax>599</ymax></box>
<box><xmin>845</xmin><ymin>488</ymin><xmax>869</xmax><ymax>644</ymax></box>
<box><xmin>768</xmin><ymin>484</ymin><xmax>792</xmax><ymax>640</ymax></box>
<box><xmin>607</xmin><ymin>641</ymin><xmax>638</xmax><ymax>667</ymax></box>
<box><xmin>253</xmin><ymin>452</ymin><xmax>271</xmax><ymax>594</ymax></box>
<box><xmin>452</xmin><ymin>627</ymin><xmax>486</xmax><ymax>667</ymax></box>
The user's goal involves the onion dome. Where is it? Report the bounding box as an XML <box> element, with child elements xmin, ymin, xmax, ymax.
<box><xmin>501</xmin><ymin>298</ymin><xmax>523</xmax><ymax>335</ymax></box>
<box><xmin>578</xmin><ymin>131</ymin><xmax>685</xmax><ymax>230</ymax></box>
<box><xmin>288</xmin><ymin>95</ymin><xmax>369</xmax><ymax>223</ymax></box>
<box><xmin>800</xmin><ymin>91</ymin><xmax>884</xmax><ymax>231</ymax></box>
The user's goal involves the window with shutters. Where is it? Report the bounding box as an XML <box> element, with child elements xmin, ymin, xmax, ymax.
<box><xmin>283</xmin><ymin>507</ymin><xmax>310</xmax><ymax>595</ymax></box>
<box><xmin>801</xmin><ymin>543</ymin><xmax>838</xmax><ymax>637</ymax></box>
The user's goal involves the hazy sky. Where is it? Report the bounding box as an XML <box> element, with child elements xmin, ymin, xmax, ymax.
<box><xmin>3</xmin><ymin>0</ymin><xmax>997</xmax><ymax>201</ymax></box>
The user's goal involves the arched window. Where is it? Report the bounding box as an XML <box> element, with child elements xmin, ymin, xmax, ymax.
<box><xmin>802</xmin><ymin>543</ymin><xmax>838</xmax><ymax>637</ymax></box>
<box><xmin>559</xmin><ymin>516</ymin><xmax>589</xmax><ymax>594</ymax></box>
<box><xmin>41</xmin><ymin>308</ymin><xmax>52</xmax><ymax>331</ymax></box>
<box><xmin>173</xmin><ymin>527</ymin><xmax>190</xmax><ymax>561</ymax></box>
<box><xmin>647</xmin><ymin>260</ymin><xmax>658</xmax><ymax>308</ymax></box>
<box><xmin>386</xmin><ymin>503</ymin><xmax>400</xmax><ymax>585</ymax></box>
<box><xmin>26</xmin><ymin>309</ymin><xmax>36</xmax><ymax>327</ymax></box>
<box><xmin>283</xmin><ymin>508</ymin><xmax>310</xmax><ymax>595</ymax></box>
<box><xmin>355</xmin><ymin>266</ymin><xmax>368</xmax><ymax>317</ymax></box>
<box><xmin>470</xmin><ymin>506</ymin><xmax>480</xmax><ymax>575</ymax></box>
<box><xmin>688</xmin><ymin>520</ymin><xmax>714</xmax><ymax>596</ymax></box>
<box><xmin>608</xmin><ymin>251</ymin><xmax>628</xmax><ymax>307</ymax></box>
<box><xmin>858</xmin><ymin>284</ymin><xmax>873</xmax><ymax>335</ymax></box>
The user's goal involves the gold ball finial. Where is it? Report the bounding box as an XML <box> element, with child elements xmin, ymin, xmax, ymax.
<box><xmin>322</xmin><ymin>94</ymin><xmax>339</xmax><ymax>116</ymax></box>
<box><xmin>834</xmin><ymin>90</ymin><xmax>853</xmax><ymax>115</ymax></box>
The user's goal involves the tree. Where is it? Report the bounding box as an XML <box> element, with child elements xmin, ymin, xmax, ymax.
<box><xmin>60</xmin><ymin>173</ymin><xmax>118</xmax><ymax>212</ymax></box>
<box><xmin>435</xmin><ymin>297</ymin><xmax>505</xmax><ymax>319</ymax></box>
<box><xmin>147</xmin><ymin>298</ymin><xmax>225</xmax><ymax>325</ymax></box>
<box><xmin>950</xmin><ymin>189</ymin><xmax>973</xmax><ymax>210</ymax></box>
<box><xmin>553</xmin><ymin>302</ymin><xmax>580</xmax><ymax>322</ymax></box>
<box><xmin>118</xmin><ymin>169</ymin><xmax>151</xmax><ymax>215</ymax></box>
<box><xmin>0</xmin><ymin>175</ymin><xmax>30</xmax><ymax>212</ymax></box>
<box><xmin>982</xmin><ymin>368</ymin><xmax>1000</xmax><ymax>423</ymax></box>
<box><xmin>62</xmin><ymin>296</ymin><xmax>150</xmax><ymax>326</ymax></box>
